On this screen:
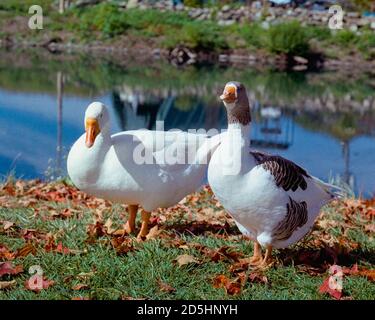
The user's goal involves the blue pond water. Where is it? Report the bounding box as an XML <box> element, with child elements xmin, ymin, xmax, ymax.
<box><xmin>0</xmin><ymin>50</ymin><xmax>374</xmax><ymax>197</ymax></box>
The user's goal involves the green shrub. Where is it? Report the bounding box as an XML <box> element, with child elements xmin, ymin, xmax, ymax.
<box><xmin>357</xmin><ymin>31</ymin><xmax>375</xmax><ymax>59</ymax></box>
<box><xmin>79</xmin><ymin>3</ymin><xmax>129</xmax><ymax>38</ymax></box>
<box><xmin>236</xmin><ymin>23</ymin><xmax>266</xmax><ymax>48</ymax></box>
<box><xmin>121</xmin><ymin>8</ymin><xmax>192</xmax><ymax>37</ymax></box>
<box><xmin>184</xmin><ymin>0</ymin><xmax>204</xmax><ymax>7</ymax></box>
<box><xmin>353</xmin><ymin>0</ymin><xmax>373</xmax><ymax>10</ymax></box>
<box><xmin>164</xmin><ymin>21</ymin><xmax>228</xmax><ymax>51</ymax></box>
<box><xmin>333</xmin><ymin>29</ymin><xmax>358</xmax><ymax>46</ymax></box>
<box><xmin>0</xmin><ymin>0</ymin><xmax>53</xmax><ymax>13</ymax></box>
<box><xmin>267</xmin><ymin>21</ymin><xmax>310</xmax><ymax>56</ymax></box>
<box><xmin>305</xmin><ymin>26</ymin><xmax>332</xmax><ymax>42</ymax></box>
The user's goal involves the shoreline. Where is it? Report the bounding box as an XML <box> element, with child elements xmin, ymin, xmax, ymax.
<box><xmin>1</xmin><ymin>37</ymin><xmax>375</xmax><ymax>73</ymax></box>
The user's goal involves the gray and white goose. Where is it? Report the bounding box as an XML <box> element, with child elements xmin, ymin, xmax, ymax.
<box><xmin>208</xmin><ymin>81</ymin><xmax>341</xmax><ymax>268</ymax></box>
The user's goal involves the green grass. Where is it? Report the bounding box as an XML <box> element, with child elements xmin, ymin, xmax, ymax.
<box><xmin>267</xmin><ymin>21</ymin><xmax>310</xmax><ymax>56</ymax></box>
<box><xmin>1</xmin><ymin>1</ymin><xmax>374</xmax><ymax>59</ymax></box>
<box><xmin>76</xmin><ymin>4</ymin><xmax>228</xmax><ymax>51</ymax></box>
<box><xmin>1</xmin><ymin>181</ymin><xmax>374</xmax><ymax>300</ymax></box>
<box><xmin>0</xmin><ymin>0</ymin><xmax>54</xmax><ymax>13</ymax></box>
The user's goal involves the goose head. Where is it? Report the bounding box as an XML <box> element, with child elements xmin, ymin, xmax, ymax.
<box><xmin>220</xmin><ymin>81</ymin><xmax>251</xmax><ymax>126</ymax></box>
<box><xmin>84</xmin><ymin>102</ymin><xmax>110</xmax><ymax>148</ymax></box>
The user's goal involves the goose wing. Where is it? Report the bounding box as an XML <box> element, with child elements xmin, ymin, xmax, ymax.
<box><xmin>250</xmin><ymin>151</ymin><xmax>310</xmax><ymax>192</ymax></box>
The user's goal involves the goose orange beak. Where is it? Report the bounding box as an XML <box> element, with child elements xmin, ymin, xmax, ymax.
<box><xmin>85</xmin><ymin>118</ymin><xmax>100</xmax><ymax>148</ymax></box>
<box><xmin>220</xmin><ymin>85</ymin><xmax>237</xmax><ymax>103</ymax></box>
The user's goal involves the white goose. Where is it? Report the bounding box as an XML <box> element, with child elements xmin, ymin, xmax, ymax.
<box><xmin>208</xmin><ymin>81</ymin><xmax>341</xmax><ymax>268</ymax></box>
<box><xmin>67</xmin><ymin>102</ymin><xmax>223</xmax><ymax>239</ymax></box>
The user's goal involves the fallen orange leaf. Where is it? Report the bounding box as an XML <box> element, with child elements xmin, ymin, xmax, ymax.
<box><xmin>25</xmin><ymin>276</ymin><xmax>55</xmax><ymax>292</ymax></box>
<box><xmin>212</xmin><ymin>274</ymin><xmax>242</xmax><ymax>296</ymax></box>
<box><xmin>157</xmin><ymin>280</ymin><xmax>176</xmax><ymax>294</ymax></box>
<box><xmin>72</xmin><ymin>284</ymin><xmax>89</xmax><ymax>291</ymax></box>
<box><xmin>72</xmin><ymin>296</ymin><xmax>90</xmax><ymax>300</ymax></box>
<box><xmin>0</xmin><ymin>244</ymin><xmax>15</xmax><ymax>261</ymax></box>
<box><xmin>15</xmin><ymin>243</ymin><xmax>37</xmax><ymax>258</ymax></box>
<box><xmin>319</xmin><ymin>276</ymin><xmax>342</xmax><ymax>300</ymax></box>
<box><xmin>110</xmin><ymin>237</ymin><xmax>135</xmax><ymax>256</ymax></box>
<box><xmin>0</xmin><ymin>262</ymin><xmax>23</xmax><ymax>277</ymax></box>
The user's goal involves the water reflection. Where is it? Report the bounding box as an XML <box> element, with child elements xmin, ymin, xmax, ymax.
<box><xmin>0</xmin><ymin>49</ymin><xmax>374</xmax><ymax>196</ymax></box>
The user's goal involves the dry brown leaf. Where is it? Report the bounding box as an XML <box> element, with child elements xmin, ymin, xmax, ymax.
<box><xmin>86</xmin><ymin>221</ymin><xmax>105</xmax><ymax>243</ymax></box>
<box><xmin>175</xmin><ymin>254</ymin><xmax>200</xmax><ymax>267</ymax></box>
<box><xmin>248</xmin><ymin>272</ymin><xmax>268</xmax><ymax>284</ymax></box>
<box><xmin>104</xmin><ymin>218</ymin><xmax>115</xmax><ymax>235</ymax></box>
<box><xmin>0</xmin><ymin>262</ymin><xmax>23</xmax><ymax>277</ymax></box>
<box><xmin>76</xmin><ymin>272</ymin><xmax>95</xmax><ymax>280</ymax></box>
<box><xmin>15</xmin><ymin>243</ymin><xmax>37</xmax><ymax>258</ymax></box>
<box><xmin>44</xmin><ymin>236</ymin><xmax>71</xmax><ymax>255</ymax></box>
<box><xmin>3</xmin><ymin>221</ymin><xmax>14</xmax><ymax>230</ymax></box>
<box><xmin>229</xmin><ymin>259</ymin><xmax>250</xmax><ymax>274</ymax></box>
<box><xmin>342</xmin><ymin>264</ymin><xmax>375</xmax><ymax>282</ymax></box>
<box><xmin>319</xmin><ymin>276</ymin><xmax>342</xmax><ymax>300</ymax></box>
<box><xmin>204</xmin><ymin>246</ymin><xmax>243</xmax><ymax>263</ymax></box>
<box><xmin>364</xmin><ymin>224</ymin><xmax>375</xmax><ymax>233</ymax></box>
<box><xmin>20</xmin><ymin>198</ymin><xmax>38</xmax><ymax>207</ymax></box>
<box><xmin>212</xmin><ymin>274</ymin><xmax>229</xmax><ymax>288</ymax></box>
<box><xmin>178</xmin><ymin>244</ymin><xmax>190</xmax><ymax>250</ymax></box>
<box><xmin>225</xmin><ymin>281</ymin><xmax>241</xmax><ymax>295</ymax></box>
<box><xmin>111</xmin><ymin>237</ymin><xmax>135</xmax><ymax>255</ymax></box>
<box><xmin>157</xmin><ymin>280</ymin><xmax>176</xmax><ymax>294</ymax></box>
<box><xmin>112</xmin><ymin>229</ymin><xmax>126</xmax><ymax>236</ymax></box>
<box><xmin>0</xmin><ymin>244</ymin><xmax>15</xmax><ymax>261</ymax></box>
<box><xmin>212</xmin><ymin>274</ymin><xmax>241</xmax><ymax>296</ymax></box>
<box><xmin>72</xmin><ymin>284</ymin><xmax>89</xmax><ymax>291</ymax></box>
<box><xmin>0</xmin><ymin>280</ymin><xmax>16</xmax><ymax>290</ymax></box>
<box><xmin>358</xmin><ymin>269</ymin><xmax>375</xmax><ymax>282</ymax></box>
<box><xmin>51</xmin><ymin>208</ymin><xmax>73</xmax><ymax>220</ymax></box>
<box><xmin>146</xmin><ymin>225</ymin><xmax>161</xmax><ymax>240</ymax></box>
<box><xmin>121</xmin><ymin>295</ymin><xmax>146</xmax><ymax>300</ymax></box>
<box><xmin>21</xmin><ymin>229</ymin><xmax>47</xmax><ymax>242</ymax></box>
<box><xmin>2</xmin><ymin>182</ymin><xmax>15</xmax><ymax>196</ymax></box>
<box><xmin>25</xmin><ymin>276</ymin><xmax>55</xmax><ymax>293</ymax></box>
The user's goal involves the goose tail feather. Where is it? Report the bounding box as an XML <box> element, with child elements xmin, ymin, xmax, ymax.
<box><xmin>312</xmin><ymin>176</ymin><xmax>347</xmax><ymax>199</ymax></box>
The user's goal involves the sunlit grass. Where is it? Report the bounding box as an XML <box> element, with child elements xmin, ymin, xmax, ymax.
<box><xmin>0</xmin><ymin>181</ymin><xmax>374</xmax><ymax>300</ymax></box>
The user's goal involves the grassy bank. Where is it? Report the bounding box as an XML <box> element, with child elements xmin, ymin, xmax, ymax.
<box><xmin>1</xmin><ymin>1</ymin><xmax>375</xmax><ymax>62</ymax></box>
<box><xmin>0</xmin><ymin>179</ymin><xmax>374</xmax><ymax>300</ymax></box>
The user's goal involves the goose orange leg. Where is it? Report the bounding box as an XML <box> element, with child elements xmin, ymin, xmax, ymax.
<box><xmin>256</xmin><ymin>245</ymin><xmax>274</xmax><ymax>270</ymax></box>
<box><xmin>137</xmin><ymin>210</ymin><xmax>151</xmax><ymax>240</ymax></box>
<box><xmin>249</xmin><ymin>241</ymin><xmax>263</xmax><ymax>266</ymax></box>
<box><xmin>124</xmin><ymin>204</ymin><xmax>138</xmax><ymax>234</ymax></box>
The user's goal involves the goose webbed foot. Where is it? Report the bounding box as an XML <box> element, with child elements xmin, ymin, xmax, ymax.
<box><xmin>254</xmin><ymin>245</ymin><xmax>274</xmax><ymax>270</ymax></box>
<box><xmin>249</xmin><ymin>241</ymin><xmax>263</xmax><ymax>266</ymax></box>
